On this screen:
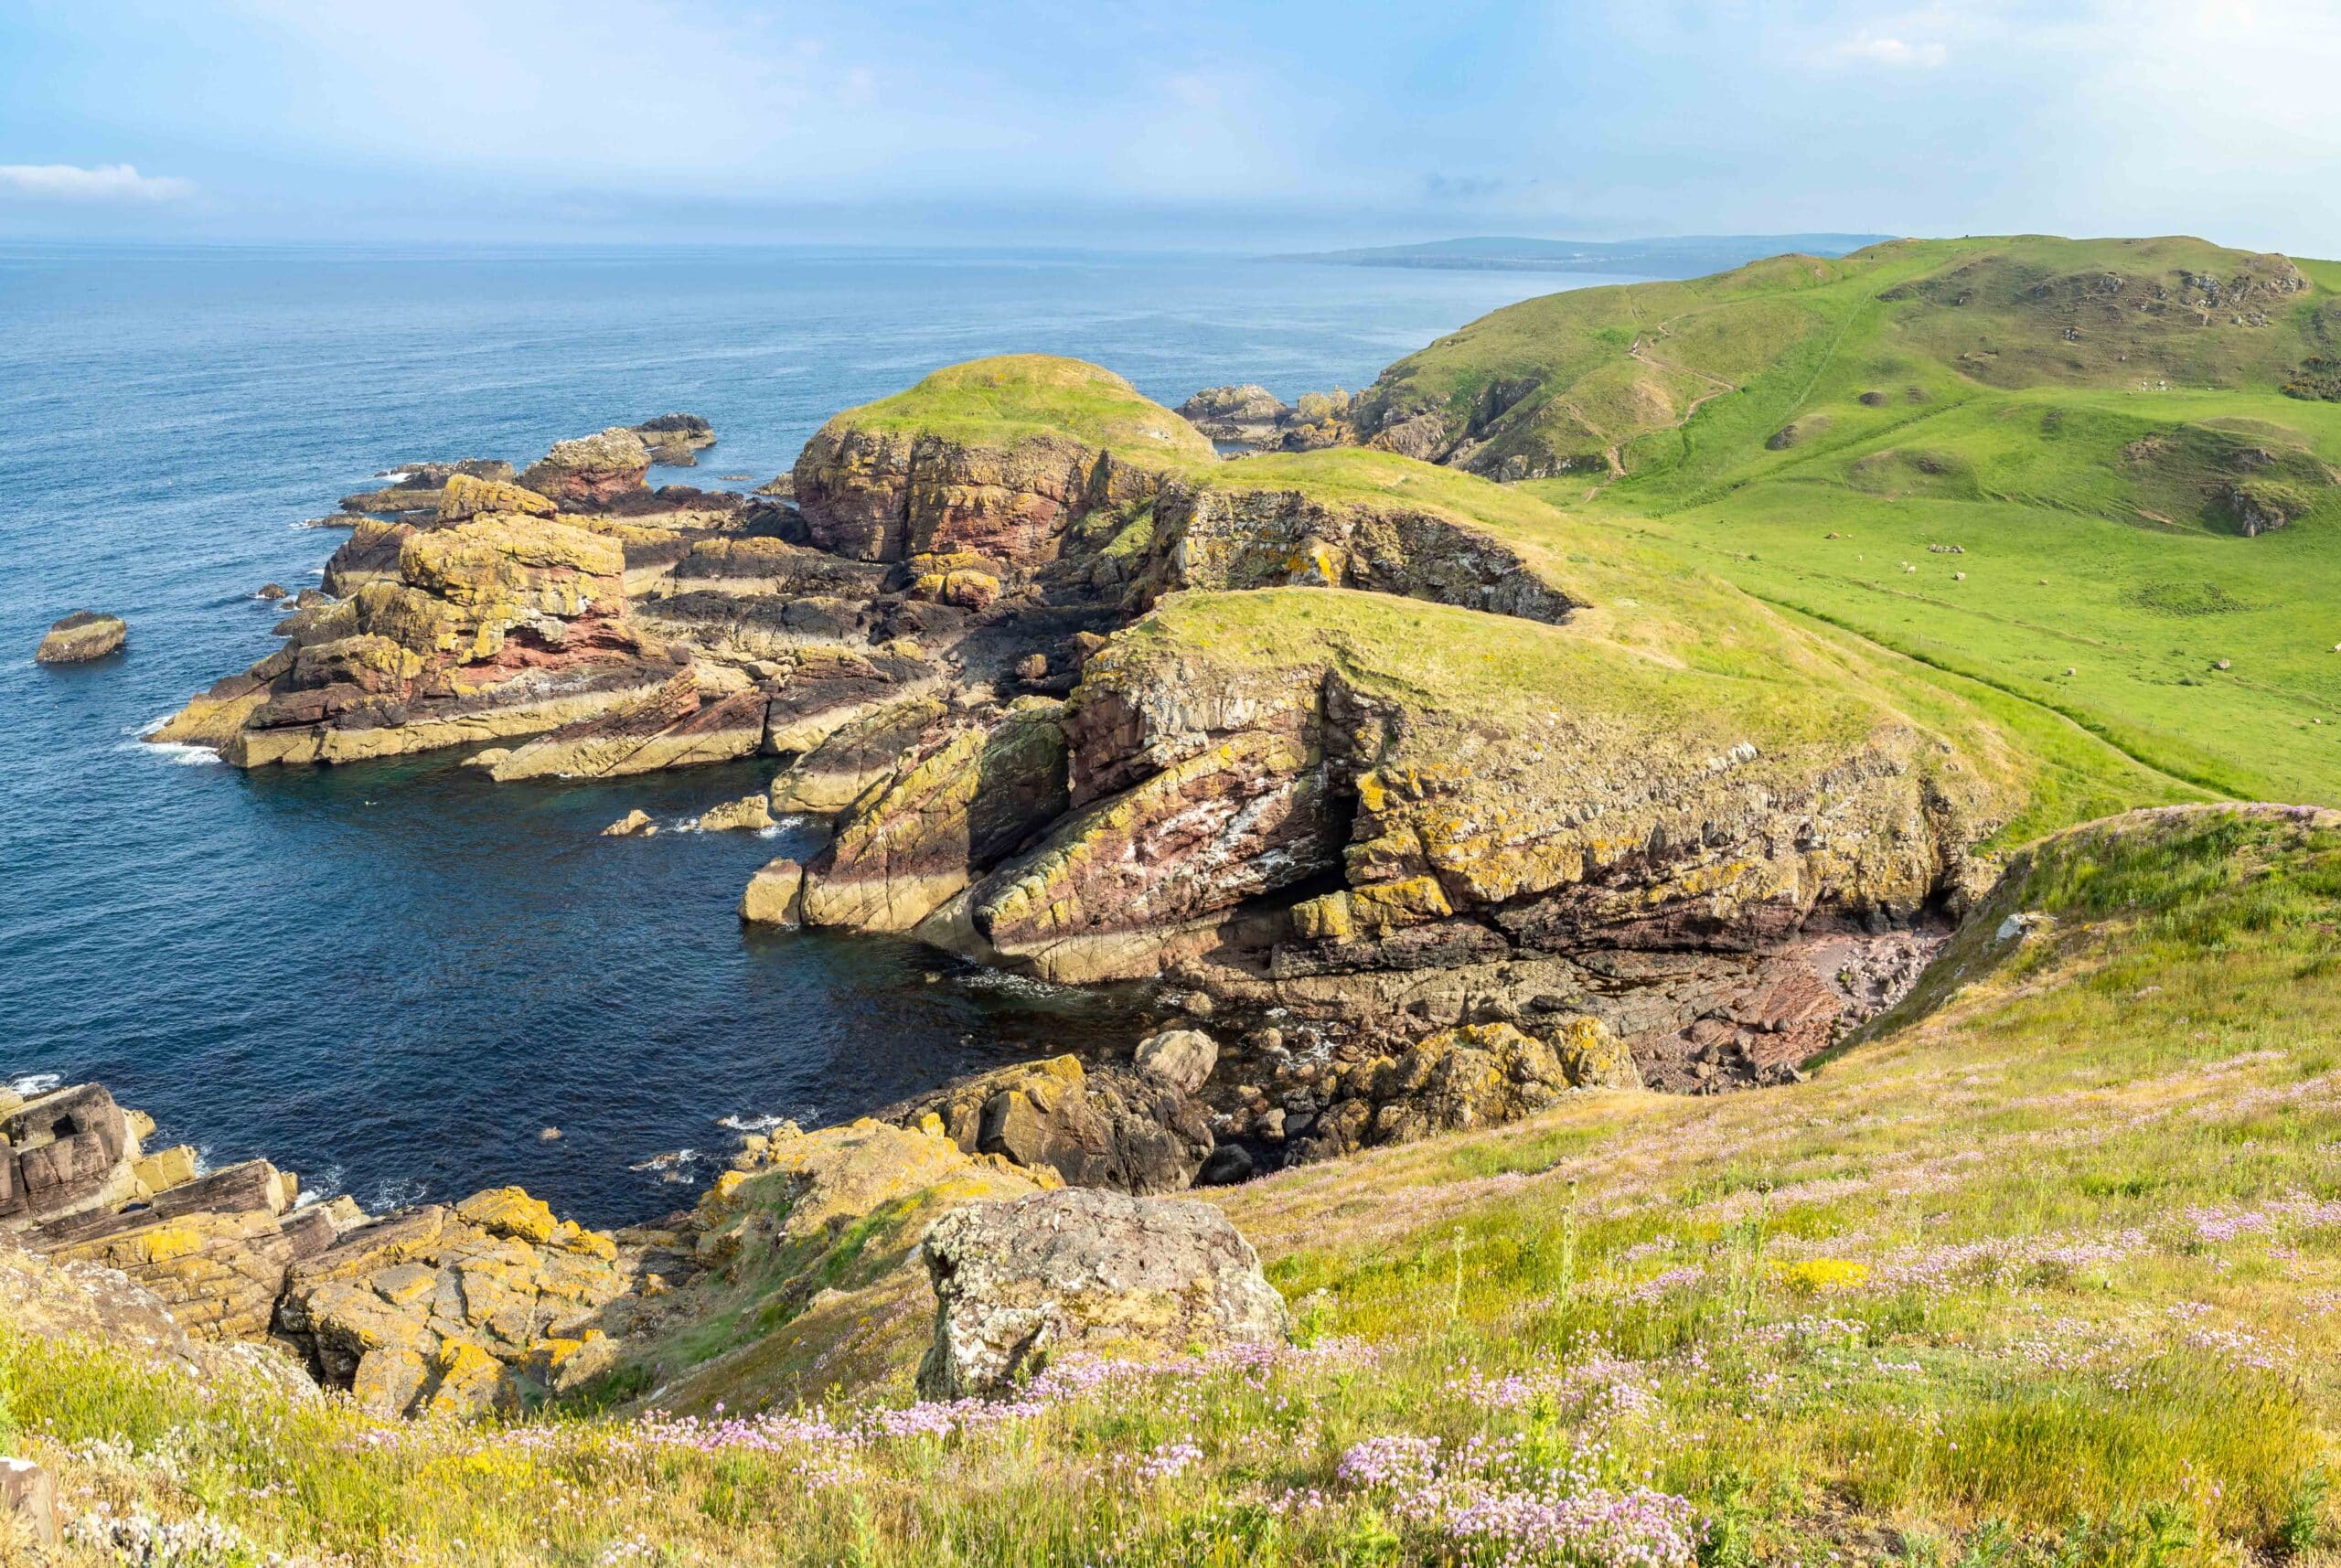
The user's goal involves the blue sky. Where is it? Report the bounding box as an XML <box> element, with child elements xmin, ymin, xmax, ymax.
<box><xmin>4</xmin><ymin>1</ymin><xmax>2338</xmax><ymax>252</ymax></box>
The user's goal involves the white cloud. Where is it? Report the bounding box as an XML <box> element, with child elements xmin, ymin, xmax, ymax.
<box><xmin>0</xmin><ymin>163</ymin><xmax>195</xmax><ymax>201</ymax></box>
<box><xmin>1833</xmin><ymin>33</ymin><xmax>1950</xmax><ymax>68</ymax></box>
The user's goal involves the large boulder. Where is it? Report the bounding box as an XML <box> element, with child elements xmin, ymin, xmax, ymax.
<box><xmin>884</xmin><ymin>1054</ymin><xmax>1213</xmax><ymax>1194</ymax></box>
<box><xmin>916</xmin><ymin>1188</ymin><xmax>1288</xmax><ymax>1399</ymax></box>
<box><xmin>35</xmin><ymin>611</ymin><xmax>125</xmax><ymax>664</ymax></box>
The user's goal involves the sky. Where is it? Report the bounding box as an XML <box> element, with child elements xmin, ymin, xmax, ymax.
<box><xmin>2</xmin><ymin>0</ymin><xmax>2338</xmax><ymax>253</ymax></box>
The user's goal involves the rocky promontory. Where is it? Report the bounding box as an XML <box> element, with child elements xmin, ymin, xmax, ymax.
<box><xmin>151</xmin><ymin>352</ymin><xmax>2047</xmax><ymax>1178</ymax></box>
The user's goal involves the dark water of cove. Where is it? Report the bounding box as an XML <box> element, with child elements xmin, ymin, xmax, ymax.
<box><xmin>0</xmin><ymin>244</ymin><xmax>1611</xmax><ymax>1223</ymax></box>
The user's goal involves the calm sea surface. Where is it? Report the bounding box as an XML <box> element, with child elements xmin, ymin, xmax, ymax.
<box><xmin>0</xmin><ymin>244</ymin><xmax>1605</xmax><ymax>1221</ymax></box>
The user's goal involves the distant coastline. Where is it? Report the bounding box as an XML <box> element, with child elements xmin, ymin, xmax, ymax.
<box><xmin>1278</xmin><ymin>231</ymin><xmax>1895</xmax><ymax>276</ymax></box>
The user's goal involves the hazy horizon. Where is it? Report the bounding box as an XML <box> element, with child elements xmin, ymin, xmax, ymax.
<box><xmin>5</xmin><ymin>1</ymin><xmax>2339</xmax><ymax>256</ymax></box>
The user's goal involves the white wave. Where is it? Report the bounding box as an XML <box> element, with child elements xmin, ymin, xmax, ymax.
<box><xmin>8</xmin><ymin>1072</ymin><xmax>62</xmax><ymax>1097</ymax></box>
<box><xmin>957</xmin><ymin>968</ymin><xmax>1081</xmax><ymax>1000</ymax></box>
<box><xmin>290</xmin><ymin>1163</ymin><xmax>343</xmax><ymax>1210</ymax></box>
<box><xmin>715</xmin><ymin>1113</ymin><xmax>790</xmax><ymax>1134</ymax></box>
<box><xmin>628</xmin><ymin>1148</ymin><xmax>700</xmax><ymax>1173</ymax></box>
<box><xmin>369</xmin><ymin>1175</ymin><xmax>429</xmax><ymax>1214</ymax></box>
<box><xmin>130</xmin><ymin>739</ymin><xmax>225</xmax><ymax>767</ymax></box>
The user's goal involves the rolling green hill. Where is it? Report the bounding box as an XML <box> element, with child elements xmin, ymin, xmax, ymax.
<box><xmin>1351</xmin><ymin>235</ymin><xmax>2341</xmax><ymax>805</ymax></box>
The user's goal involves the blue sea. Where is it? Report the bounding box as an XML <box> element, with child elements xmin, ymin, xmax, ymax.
<box><xmin>0</xmin><ymin>244</ymin><xmax>1598</xmax><ymax>1222</ymax></box>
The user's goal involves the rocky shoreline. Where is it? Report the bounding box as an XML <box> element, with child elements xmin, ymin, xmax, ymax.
<box><xmin>0</xmin><ymin>1057</ymin><xmax>1289</xmax><ymax>1435</ymax></box>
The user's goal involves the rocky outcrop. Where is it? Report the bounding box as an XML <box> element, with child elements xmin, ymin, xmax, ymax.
<box><xmin>2</xmin><ymin>1084</ymin><xmax>143</xmax><ymax>1230</ymax></box>
<box><xmin>769</xmin><ymin>694</ymin><xmax>947</xmax><ymax>814</ymax></box>
<box><xmin>35</xmin><ymin>611</ymin><xmax>125</xmax><ymax>664</ymax></box>
<box><xmin>1131</xmin><ymin>475</ymin><xmax>1583</xmax><ymax>622</ymax></box>
<box><xmin>790</xmin><ymin>357</ymin><xmax>1213</xmax><ymax>567</ymax></box>
<box><xmin>797</xmin><ymin>700</ymin><xmax>1070</xmax><ymax>933</ymax></box>
<box><xmin>1178</xmin><ymin>384</ymin><xmax>1289</xmax><ymax>447</ymax></box>
<box><xmin>883</xmin><ymin>1054</ymin><xmax>1213</xmax><ymax>1194</ymax></box>
<box><xmin>151</xmin><ymin>478</ymin><xmax>684</xmax><ymax>767</ymax></box>
<box><xmin>486</xmin><ymin>668</ymin><xmax>766</xmax><ymax>780</ymax></box>
<box><xmin>520</xmin><ymin>427</ymin><xmax>653</xmax><ymax>509</ymax></box>
<box><xmin>1283</xmin><ymin>1021</ymin><xmax>1622</xmax><ymax>1161</ymax></box>
<box><xmin>273</xmin><ymin>1187</ymin><xmax>632</xmax><ymax>1417</ymax></box>
<box><xmin>916</xmin><ymin>1188</ymin><xmax>1288</xmax><ymax>1399</ymax></box>
<box><xmin>795</xmin><ymin>424</ymin><xmax>1106</xmax><ymax>565</ymax></box>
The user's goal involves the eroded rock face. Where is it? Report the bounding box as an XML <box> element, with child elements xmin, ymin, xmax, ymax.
<box><xmin>2</xmin><ymin>1084</ymin><xmax>139</xmax><ymax>1230</ymax></box>
<box><xmin>794</xmin><ymin>426</ymin><xmax>1103</xmax><ymax>566</ymax></box>
<box><xmin>35</xmin><ymin>611</ymin><xmax>125</xmax><ymax>664</ymax></box>
<box><xmin>799</xmin><ymin>701</ymin><xmax>1070</xmax><ymax>933</ymax></box>
<box><xmin>916</xmin><ymin>1188</ymin><xmax>1288</xmax><ymax>1400</ymax></box>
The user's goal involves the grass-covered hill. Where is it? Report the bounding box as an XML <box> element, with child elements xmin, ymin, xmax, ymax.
<box><xmin>14</xmin><ymin>805</ymin><xmax>2341</xmax><ymax>1565</ymax></box>
<box><xmin>1351</xmin><ymin>236</ymin><xmax>2341</xmax><ymax>805</ymax></box>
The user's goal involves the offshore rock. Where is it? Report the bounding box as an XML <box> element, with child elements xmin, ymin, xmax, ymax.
<box><xmin>520</xmin><ymin>427</ymin><xmax>654</xmax><ymax>509</ymax></box>
<box><xmin>916</xmin><ymin>1187</ymin><xmax>1288</xmax><ymax>1399</ymax></box>
<box><xmin>35</xmin><ymin>611</ymin><xmax>126</xmax><ymax>664</ymax></box>
<box><xmin>631</xmin><ymin>412</ymin><xmax>716</xmax><ymax>466</ymax></box>
<box><xmin>740</xmin><ymin>857</ymin><xmax>807</xmax><ymax>925</ymax></box>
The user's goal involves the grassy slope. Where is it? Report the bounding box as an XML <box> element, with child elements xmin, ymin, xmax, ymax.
<box><xmin>14</xmin><ymin>806</ymin><xmax>2341</xmax><ymax>1565</ymax></box>
<box><xmin>1443</xmin><ymin>236</ymin><xmax>2341</xmax><ymax>805</ymax></box>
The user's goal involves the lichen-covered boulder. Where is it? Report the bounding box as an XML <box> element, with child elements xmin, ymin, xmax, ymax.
<box><xmin>34</xmin><ymin>611</ymin><xmax>125</xmax><ymax>664</ymax></box>
<box><xmin>916</xmin><ymin>1188</ymin><xmax>1288</xmax><ymax>1399</ymax></box>
<box><xmin>1550</xmin><ymin>1014</ymin><xmax>1640</xmax><ymax>1090</ymax></box>
<box><xmin>885</xmin><ymin>1054</ymin><xmax>1213</xmax><ymax>1195</ymax></box>
<box><xmin>437</xmin><ymin>472</ymin><xmax>557</xmax><ymax>522</ymax></box>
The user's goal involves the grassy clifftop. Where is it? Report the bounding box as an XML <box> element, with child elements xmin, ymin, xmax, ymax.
<box><xmin>811</xmin><ymin>353</ymin><xmax>1217</xmax><ymax>462</ymax></box>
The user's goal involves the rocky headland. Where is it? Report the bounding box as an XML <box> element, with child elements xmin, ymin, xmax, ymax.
<box><xmin>139</xmin><ymin>352</ymin><xmax>2047</xmax><ymax>1193</ymax></box>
